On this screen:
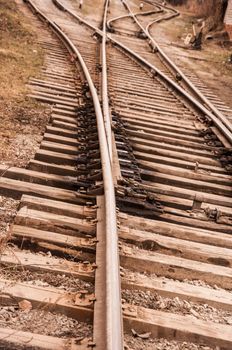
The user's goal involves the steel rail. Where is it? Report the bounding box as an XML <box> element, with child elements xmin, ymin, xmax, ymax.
<box><xmin>24</xmin><ymin>1</ymin><xmax>123</xmax><ymax>349</ymax></box>
<box><xmin>52</xmin><ymin>0</ymin><xmax>232</xmax><ymax>147</ymax></box>
<box><xmin>106</xmin><ymin>0</ymin><xmax>176</xmax><ymax>29</ymax></box>
<box><xmin>106</xmin><ymin>8</ymin><xmax>163</xmax><ymax>30</ymax></box>
<box><xmin>101</xmin><ymin>0</ymin><xmax>124</xmax><ymax>348</ymax></box>
<box><xmin>109</xmin><ymin>35</ymin><xmax>232</xmax><ymax>144</ymax></box>
<box><xmin>124</xmin><ymin>0</ymin><xmax>232</xmax><ymax>138</ymax></box>
<box><xmin>102</xmin><ymin>0</ymin><xmax>113</xmax><ymax>161</ymax></box>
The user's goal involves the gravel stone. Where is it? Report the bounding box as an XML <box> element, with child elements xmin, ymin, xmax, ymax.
<box><xmin>0</xmin><ymin>307</ymin><xmax>92</xmax><ymax>339</ymax></box>
<box><xmin>125</xmin><ymin>334</ymin><xmax>215</xmax><ymax>350</ymax></box>
<box><xmin>0</xmin><ymin>264</ymin><xmax>94</xmax><ymax>293</ymax></box>
<box><xmin>0</xmin><ymin>196</ymin><xmax>19</xmax><ymax>239</ymax></box>
<box><xmin>0</xmin><ymin>344</ymin><xmax>41</xmax><ymax>350</ymax></box>
<box><xmin>122</xmin><ymin>289</ymin><xmax>232</xmax><ymax>324</ymax></box>
<box><xmin>123</xmin><ymin>269</ymin><xmax>232</xmax><ymax>293</ymax></box>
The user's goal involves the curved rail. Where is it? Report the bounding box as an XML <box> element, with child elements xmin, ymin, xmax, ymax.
<box><xmin>123</xmin><ymin>0</ymin><xmax>232</xmax><ymax>138</ymax></box>
<box><xmin>101</xmin><ymin>0</ymin><xmax>124</xmax><ymax>348</ymax></box>
<box><xmin>109</xmin><ymin>35</ymin><xmax>232</xmax><ymax>144</ymax></box>
<box><xmin>24</xmin><ymin>0</ymin><xmax>123</xmax><ymax>349</ymax></box>
<box><xmin>52</xmin><ymin>0</ymin><xmax>232</xmax><ymax>147</ymax></box>
<box><xmin>102</xmin><ymin>0</ymin><xmax>113</xmax><ymax>161</ymax></box>
<box><xmin>107</xmin><ymin>8</ymin><xmax>163</xmax><ymax>30</ymax></box>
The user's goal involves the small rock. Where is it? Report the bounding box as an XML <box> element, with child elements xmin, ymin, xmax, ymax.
<box><xmin>190</xmin><ymin>308</ymin><xmax>199</xmax><ymax>318</ymax></box>
<box><xmin>225</xmin><ymin>316</ymin><xmax>232</xmax><ymax>325</ymax></box>
<box><xmin>6</xmin><ymin>306</ymin><xmax>16</xmax><ymax>312</ymax></box>
<box><xmin>18</xmin><ymin>299</ymin><xmax>32</xmax><ymax>312</ymax></box>
<box><xmin>137</xmin><ymin>332</ymin><xmax>151</xmax><ymax>339</ymax></box>
<box><xmin>131</xmin><ymin>328</ymin><xmax>137</xmax><ymax>337</ymax></box>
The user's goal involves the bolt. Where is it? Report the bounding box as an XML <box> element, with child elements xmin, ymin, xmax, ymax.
<box><xmin>82</xmin><ymin>261</ymin><xmax>89</xmax><ymax>270</ymax></box>
<box><xmin>79</xmin><ymin>290</ymin><xmax>88</xmax><ymax>299</ymax></box>
<box><xmin>92</xmin><ymin>263</ymin><xmax>98</xmax><ymax>269</ymax></box>
<box><xmin>89</xmin><ymin>296</ymin><xmax>97</xmax><ymax>302</ymax></box>
<box><xmin>87</xmin><ymin>341</ymin><xmax>96</xmax><ymax>348</ymax></box>
<box><xmin>74</xmin><ymin>337</ymin><xmax>85</xmax><ymax>344</ymax></box>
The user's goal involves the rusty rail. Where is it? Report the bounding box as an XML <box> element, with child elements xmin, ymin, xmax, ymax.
<box><xmin>51</xmin><ymin>0</ymin><xmax>232</xmax><ymax>145</ymax></box>
<box><xmin>102</xmin><ymin>0</ymin><xmax>113</xmax><ymax>161</ymax></box>
<box><xmin>123</xmin><ymin>0</ymin><xmax>232</xmax><ymax>142</ymax></box>
<box><xmin>24</xmin><ymin>0</ymin><xmax>123</xmax><ymax>349</ymax></box>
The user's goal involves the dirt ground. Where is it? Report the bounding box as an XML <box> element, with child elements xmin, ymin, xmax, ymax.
<box><xmin>64</xmin><ymin>0</ymin><xmax>105</xmax><ymax>27</ymax></box>
<box><xmin>0</xmin><ymin>0</ymin><xmax>50</xmax><ymax>168</ymax></box>
<box><xmin>150</xmin><ymin>7</ymin><xmax>232</xmax><ymax>110</ymax></box>
<box><xmin>0</xmin><ymin>0</ymin><xmax>50</xmax><ymax>240</ymax></box>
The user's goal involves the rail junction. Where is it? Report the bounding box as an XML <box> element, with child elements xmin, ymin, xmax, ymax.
<box><xmin>0</xmin><ymin>0</ymin><xmax>232</xmax><ymax>349</ymax></box>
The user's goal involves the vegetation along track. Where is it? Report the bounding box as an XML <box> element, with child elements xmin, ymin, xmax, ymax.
<box><xmin>0</xmin><ymin>0</ymin><xmax>232</xmax><ymax>349</ymax></box>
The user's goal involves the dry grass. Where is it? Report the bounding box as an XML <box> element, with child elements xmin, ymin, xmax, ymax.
<box><xmin>0</xmin><ymin>0</ymin><xmax>43</xmax><ymax>100</ymax></box>
<box><xmin>0</xmin><ymin>0</ymin><xmax>50</xmax><ymax>167</ymax></box>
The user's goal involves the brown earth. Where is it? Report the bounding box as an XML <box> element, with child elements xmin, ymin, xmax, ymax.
<box><xmin>0</xmin><ymin>0</ymin><xmax>50</xmax><ymax>247</ymax></box>
<box><xmin>151</xmin><ymin>6</ymin><xmax>232</xmax><ymax>111</ymax></box>
<box><xmin>168</xmin><ymin>0</ymin><xmax>227</xmax><ymax>27</ymax></box>
<box><xmin>0</xmin><ymin>0</ymin><xmax>50</xmax><ymax>168</ymax></box>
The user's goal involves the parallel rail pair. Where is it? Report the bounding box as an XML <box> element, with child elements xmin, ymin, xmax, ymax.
<box><xmin>25</xmin><ymin>0</ymin><xmax>122</xmax><ymax>349</ymax></box>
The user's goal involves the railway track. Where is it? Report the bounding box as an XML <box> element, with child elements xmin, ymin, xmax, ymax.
<box><xmin>0</xmin><ymin>0</ymin><xmax>232</xmax><ymax>349</ymax></box>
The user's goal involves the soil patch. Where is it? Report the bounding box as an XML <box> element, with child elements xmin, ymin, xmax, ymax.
<box><xmin>0</xmin><ymin>197</ymin><xmax>19</xmax><ymax>239</ymax></box>
<box><xmin>0</xmin><ymin>0</ymin><xmax>50</xmax><ymax>167</ymax></box>
<box><xmin>150</xmin><ymin>9</ymin><xmax>232</xmax><ymax>110</ymax></box>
